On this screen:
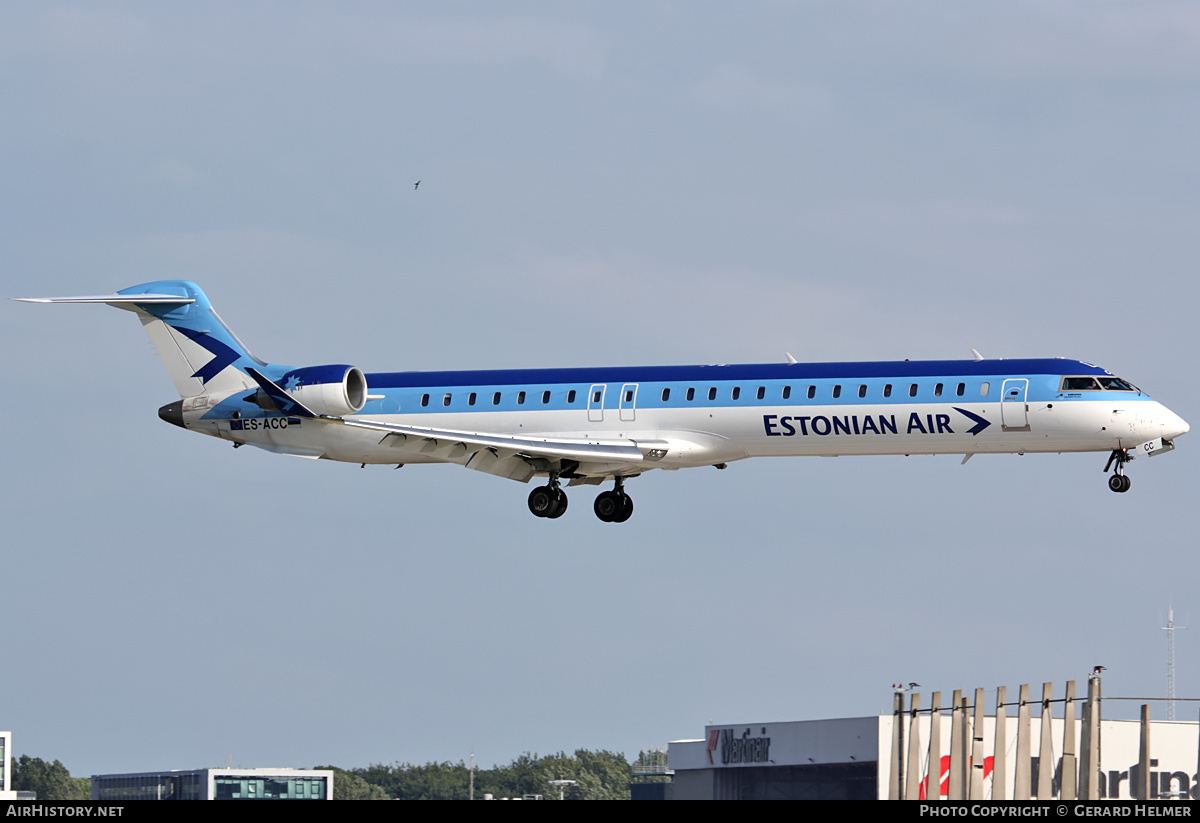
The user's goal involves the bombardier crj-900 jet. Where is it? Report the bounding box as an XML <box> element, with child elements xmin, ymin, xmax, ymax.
<box><xmin>17</xmin><ymin>281</ymin><xmax>1189</xmax><ymax>523</ymax></box>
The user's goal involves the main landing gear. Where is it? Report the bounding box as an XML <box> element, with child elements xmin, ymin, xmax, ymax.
<box><xmin>593</xmin><ymin>477</ymin><xmax>634</xmax><ymax>523</ymax></box>
<box><xmin>1104</xmin><ymin>449</ymin><xmax>1132</xmax><ymax>493</ymax></box>
<box><xmin>526</xmin><ymin>476</ymin><xmax>636</xmax><ymax>522</ymax></box>
<box><xmin>527</xmin><ymin>476</ymin><xmax>568</xmax><ymax>519</ymax></box>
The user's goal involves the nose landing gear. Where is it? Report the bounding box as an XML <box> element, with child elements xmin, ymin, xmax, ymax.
<box><xmin>1104</xmin><ymin>449</ymin><xmax>1133</xmax><ymax>493</ymax></box>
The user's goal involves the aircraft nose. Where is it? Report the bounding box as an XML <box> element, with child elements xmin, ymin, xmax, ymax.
<box><xmin>1159</xmin><ymin>405</ymin><xmax>1189</xmax><ymax>440</ymax></box>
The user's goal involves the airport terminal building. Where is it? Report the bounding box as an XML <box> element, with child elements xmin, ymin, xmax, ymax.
<box><xmin>91</xmin><ymin>768</ymin><xmax>333</xmax><ymax>801</ymax></box>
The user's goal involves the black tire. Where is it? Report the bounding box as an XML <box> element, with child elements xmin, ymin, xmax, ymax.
<box><xmin>1120</xmin><ymin>475</ymin><xmax>1132</xmax><ymax>493</ymax></box>
<box><xmin>612</xmin><ymin>493</ymin><xmax>634</xmax><ymax>523</ymax></box>
<box><xmin>594</xmin><ymin>491</ymin><xmax>620</xmax><ymax>522</ymax></box>
<box><xmin>547</xmin><ymin>488</ymin><xmax>569</xmax><ymax>519</ymax></box>
<box><xmin>1108</xmin><ymin>474</ymin><xmax>1125</xmax><ymax>493</ymax></box>
<box><xmin>528</xmin><ymin>486</ymin><xmax>559</xmax><ymax>517</ymax></box>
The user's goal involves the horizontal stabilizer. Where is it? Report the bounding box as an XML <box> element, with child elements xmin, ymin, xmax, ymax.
<box><xmin>12</xmin><ymin>294</ymin><xmax>195</xmax><ymax>304</ymax></box>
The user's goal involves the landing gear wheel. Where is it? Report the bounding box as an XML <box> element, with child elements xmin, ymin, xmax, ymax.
<box><xmin>594</xmin><ymin>490</ymin><xmax>620</xmax><ymax>522</ymax></box>
<box><xmin>612</xmin><ymin>493</ymin><xmax>634</xmax><ymax>523</ymax></box>
<box><xmin>528</xmin><ymin>485</ymin><xmax>561</xmax><ymax>518</ymax></box>
<box><xmin>1120</xmin><ymin>475</ymin><xmax>1131</xmax><ymax>493</ymax></box>
<box><xmin>1108</xmin><ymin>474</ymin><xmax>1132</xmax><ymax>493</ymax></box>
<box><xmin>547</xmin><ymin>488</ymin><xmax>569</xmax><ymax>519</ymax></box>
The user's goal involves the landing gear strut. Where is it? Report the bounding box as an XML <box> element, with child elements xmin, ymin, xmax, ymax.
<box><xmin>1104</xmin><ymin>449</ymin><xmax>1132</xmax><ymax>493</ymax></box>
<box><xmin>594</xmin><ymin>477</ymin><xmax>634</xmax><ymax>523</ymax></box>
<box><xmin>528</xmin><ymin>475</ymin><xmax>568</xmax><ymax>519</ymax></box>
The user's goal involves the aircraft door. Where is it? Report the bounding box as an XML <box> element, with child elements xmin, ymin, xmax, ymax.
<box><xmin>619</xmin><ymin>383</ymin><xmax>638</xmax><ymax>422</ymax></box>
<box><xmin>588</xmin><ymin>384</ymin><xmax>606</xmax><ymax>423</ymax></box>
<box><xmin>1001</xmin><ymin>378</ymin><xmax>1030</xmax><ymax>431</ymax></box>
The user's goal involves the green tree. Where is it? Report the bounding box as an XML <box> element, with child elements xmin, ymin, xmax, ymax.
<box><xmin>10</xmin><ymin>756</ymin><xmax>90</xmax><ymax>801</ymax></box>
<box><xmin>314</xmin><ymin>766</ymin><xmax>391</xmax><ymax>800</ymax></box>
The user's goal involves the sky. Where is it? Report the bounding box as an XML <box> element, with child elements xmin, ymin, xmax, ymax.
<box><xmin>3</xmin><ymin>1</ymin><xmax>1199</xmax><ymax>778</ymax></box>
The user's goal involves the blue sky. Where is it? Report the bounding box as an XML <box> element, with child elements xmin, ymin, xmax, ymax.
<box><xmin>3</xmin><ymin>2</ymin><xmax>1199</xmax><ymax>776</ymax></box>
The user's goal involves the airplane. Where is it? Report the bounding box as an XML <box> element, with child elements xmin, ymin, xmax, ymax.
<box><xmin>16</xmin><ymin>280</ymin><xmax>1189</xmax><ymax>523</ymax></box>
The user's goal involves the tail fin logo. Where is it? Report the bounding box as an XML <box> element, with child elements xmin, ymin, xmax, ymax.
<box><xmin>174</xmin><ymin>326</ymin><xmax>242</xmax><ymax>384</ymax></box>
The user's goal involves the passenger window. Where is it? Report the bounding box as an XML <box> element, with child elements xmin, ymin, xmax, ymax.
<box><xmin>624</xmin><ymin>389</ymin><xmax>633</xmax><ymax>402</ymax></box>
<box><xmin>493</xmin><ymin>392</ymin><xmax>501</xmax><ymax>406</ymax></box>
<box><xmin>980</xmin><ymin>382</ymin><xmax>990</xmax><ymax>396</ymax></box>
<box><xmin>807</xmin><ymin>385</ymin><xmax>816</xmax><ymax>399</ymax></box>
<box><xmin>468</xmin><ymin>393</ymin><xmax>476</xmax><ymax>406</ymax></box>
<box><xmin>567</xmin><ymin>390</ymin><xmax>576</xmax><ymax>403</ymax></box>
<box><xmin>832</xmin><ymin>385</ymin><xmax>841</xmax><ymax>399</ymax></box>
<box><xmin>883</xmin><ymin>384</ymin><xmax>892</xmax><ymax>398</ymax></box>
<box><xmin>443</xmin><ymin>393</ymin><xmax>452</xmax><ymax>407</ymax></box>
<box><xmin>934</xmin><ymin>383</ymin><xmax>943</xmax><ymax>397</ymax></box>
<box><xmin>909</xmin><ymin>384</ymin><xmax>918</xmax><ymax>397</ymax></box>
<box><xmin>782</xmin><ymin>386</ymin><xmax>791</xmax><ymax>400</ymax></box>
<box><xmin>421</xmin><ymin>394</ymin><xmax>430</xmax><ymax>407</ymax></box>
<box><xmin>756</xmin><ymin>386</ymin><xmax>765</xmax><ymax>400</ymax></box>
<box><xmin>542</xmin><ymin>390</ymin><xmax>551</xmax><ymax>404</ymax></box>
<box><xmin>661</xmin><ymin>388</ymin><xmax>670</xmax><ymax>402</ymax></box>
<box><xmin>956</xmin><ymin>383</ymin><xmax>965</xmax><ymax>397</ymax></box>
<box><xmin>592</xmin><ymin>390</ymin><xmax>602</xmax><ymax>403</ymax></box>
<box><xmin>731</xmin><ymin>387</ymin><xmax>741</xmax><ymax>400</ymax></box>
<box><xmin>707</xmin><ymin>387</ymin><xmax>717</xmax><ymax>401</ymax></box>
<box><xmin>517</xmin><ymin>391</ymin><xmax>526</xmax><ymax>405</ymax></box>
<box><xmin>857</xmin><ymin>385</ymin><xmax>867</xmax><ymax>398</ymax></box>
<box><xmin>686</xmin><ymin>387</ymin><xmax>695</xmax><ymax>401</ymax></box>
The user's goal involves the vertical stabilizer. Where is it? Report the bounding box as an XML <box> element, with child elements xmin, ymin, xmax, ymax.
<box><xmin>15</xmin><ymin>280</ymin><xmax>274</xmax><ymax>399</ymax></box>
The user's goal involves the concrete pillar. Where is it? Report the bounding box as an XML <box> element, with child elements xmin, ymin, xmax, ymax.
<box><xmin>970</xmin><ymin>687</ymin><xmax>985</xmax><ymax>799</ymax></box>
<box><xmin>928</xmin><ymin>691</ymin><xmax>942</xmax><ymax>800</ymax></box>
<box><xmin>993</xmin><ymin>686</ymin><xmax>1007</xmax><ymax>801</ymax></box>
<box><xmin>1037</xmin><ymin>682</ymin><xmax>1054</xmax><ymax>799</ymax></box>
<box><xmin>1136</xmin><ymin>704</ymin><xmax>1150</xmax><ymax>799</ymax></box>
<box><xmin>889</xmin><ymin>691</ymin><xmax>904</xmax><ymax>800</ymax></box>
<box><xmin>1014</xmin><ymin>684</ymin><xmax>1031</xmax><ymax>800</ymax></box>
<box><xmin>948</xmin><ymin>689</ymin><xmax>964</xmax><ymax>800</ymax></box>
<box><xmin>1061</xmin><ymin>680</ymin><xmax>1077</xmax><ymax>800</ymax></box>
<box><xmin>905</xmin><ymin>693</ymin><xmax>922</xmax><ymax>800</ymax></box>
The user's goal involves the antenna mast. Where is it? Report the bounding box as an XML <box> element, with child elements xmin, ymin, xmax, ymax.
<box><xmin>1163</xmin><ymin>605</ymin><xmax>1186</xmax><ymax>720</ymax></box>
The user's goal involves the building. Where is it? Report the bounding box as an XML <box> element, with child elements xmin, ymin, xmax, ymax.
<box><xmin>0</xmin><ymin>731</ymin><xmax>12</xmax><ymax>800</ymax></box>
<box><xmin>669</xmin><ymin>709</ymin><xmax>1200</xmax><ymax>800</ymax></box>
<box><xmin>91</xmin><ymin>768</ymin><xmax>333</xmax><ymax>801</ymax></box>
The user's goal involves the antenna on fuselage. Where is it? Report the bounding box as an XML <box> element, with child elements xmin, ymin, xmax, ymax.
<box><xmin>785</xmin><ymin>352</ymin><xmax>798</xmax><ymax>364</ymax></box>
<box><xmin>971</xmin><ymin>348</ymin><xmax>984</xmax><ymax>361</ymax></box>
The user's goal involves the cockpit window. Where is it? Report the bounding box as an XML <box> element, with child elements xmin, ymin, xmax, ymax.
<box><xmin>1097</xmin><ymin>377</ymin><xmax>1136</xmax><ymax>392</ymax></box>
<box><xmin>1061</xmin><ymin>377</ymin><xmax>1101</xmax><ymax>391</ymax></box>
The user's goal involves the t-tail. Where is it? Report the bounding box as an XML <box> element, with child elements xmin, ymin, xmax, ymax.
<box><xmin>15</xmin><ymin>279</ymin><xmax>272</xmax><ymax>402</ymax></box>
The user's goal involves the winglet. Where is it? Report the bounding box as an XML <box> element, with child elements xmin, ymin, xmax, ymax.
<box><xmin>244</xmin><ymin>368</ymin><xmax>318</xmax><ymax>418</ymax></box>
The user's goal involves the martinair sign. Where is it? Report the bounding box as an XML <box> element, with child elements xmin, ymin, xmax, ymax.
<box><xmin>707</xmin><ymin>727</ymin><xmax>772</xmax><ymax>766</ymax></box>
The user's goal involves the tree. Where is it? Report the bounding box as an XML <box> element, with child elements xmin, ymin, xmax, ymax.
<box><xmin>314</xmin><ymin>766</ymin><xmax>391</xmax><ymax>800</ymax></box>
<box><xmin>10</xmin><ymin>756</ymin><xmax>90</xmax><ymax>801</ymax></box>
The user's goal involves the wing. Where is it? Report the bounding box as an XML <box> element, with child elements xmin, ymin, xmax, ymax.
<box><xmin>243</xmin><ymin>368</ymin><xmax>657</xmax><ymax>482</ymax></box>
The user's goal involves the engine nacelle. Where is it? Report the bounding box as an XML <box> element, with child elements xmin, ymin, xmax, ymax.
<box><xmin>280</xmin><ymin>365</ymin><xmax>368</xmax><ymax>416</ymax></box>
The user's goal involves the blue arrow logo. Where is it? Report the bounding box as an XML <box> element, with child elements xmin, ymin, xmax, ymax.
<box><xmin>954</xmin><ymin>407</ymin><xmax>991</xmax><ymax>436</ymax></box>
<box><xmin>173</xmin><ymin>326</ymin><xmax>242</xmax><ymax>383</ymax></box>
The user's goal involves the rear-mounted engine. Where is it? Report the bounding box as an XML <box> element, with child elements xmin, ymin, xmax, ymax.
<box><xmin>279</xmin><ymin>365</ymin><xmax>368</xmax><ymax>416</ymax></box>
